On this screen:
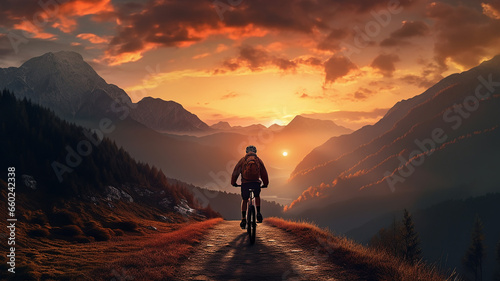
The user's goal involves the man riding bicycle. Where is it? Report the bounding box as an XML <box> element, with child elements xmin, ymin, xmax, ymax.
<box><xmin>231</xmin><ymin>145</ymin><xmax>269</xmax><ymax>229</ymax></box>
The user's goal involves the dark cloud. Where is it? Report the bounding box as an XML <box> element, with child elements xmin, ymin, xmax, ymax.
<box><xmin>324</xmin><ymin>55</ymin><xmax>357</xmax><ymax>84</ymax></box>
<box><xmin>353</xmin><ymin>87</ymin><xmax>374</xmax><ymax>100</ymax></box>
<box><xmin>401</xmin><ymin>58</ymin><xmax>444</xmax><ymax>88</ymax></box>
<box><xmin>381</xmin><ymin>20</ymin><xmax>430</xmax><ymax>47</ymax></box>
<box><xmin>238</xmin><ymin>45</ymin><xmax>270</xmax><ymax>70</ymax></box>
<box><xmin>392</xmin><ymin>20</ymin><xmax>430</xmax><ymax>38</ymax></box>
<box><xmin>317</xmin><ymin>28</ymin><xmax>349</xmax><ymax>51</ymax></box>
<box><xmin>0</xmin><ymin>0</ymin><xmax>41</xmax><ymax>27</ymax></box>
<box><xmin>217</xmin><ymin>45</ymin><xmax>322</xmax><ymax>73</ymax></box>
<box><xmin>371</xmin><ymin>53</ymin><xmax>400</xmax><ymax>77</ymax></box>
<box><xmin>103</xmin><ymin>0</ymin><xmax>417</xmax><ymax>61</ymax></box>
<box><xmin>426</xmin><ymin>1</ymin><xmax>500</xmax><ymax>68</ymax></box>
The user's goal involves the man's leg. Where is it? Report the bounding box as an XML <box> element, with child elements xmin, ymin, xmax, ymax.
<box><xmin>255</xmin><ymin>184</ymin><xmax>263</xmax><ymax>222</ymax></box>
<box><xmin>241</xmin><ymin>199</ymin><xmax>248</xmax><ymax>219</ymax></box>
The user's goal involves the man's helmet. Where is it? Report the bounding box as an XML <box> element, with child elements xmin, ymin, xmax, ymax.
<box><xmin>246</xmin><ymin>145</ymin><xmax>257</xmax><ymax>153</ymax></box>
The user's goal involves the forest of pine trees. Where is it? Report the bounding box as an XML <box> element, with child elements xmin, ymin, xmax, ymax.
<box><xmin>0</xmin><ymin>89</ymin><xmax>213</xmax><ymax>215</ymax></box>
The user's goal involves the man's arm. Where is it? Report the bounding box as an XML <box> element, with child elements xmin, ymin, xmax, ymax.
<box><xmin>231</xmin><ymin>158</ymin><xmax>243</xmax><ymax>186</ymax></box>
<box><xmin>259</xmin><ymin>158</ymin><xmax>269</xmax><ymax>187</ymax></box>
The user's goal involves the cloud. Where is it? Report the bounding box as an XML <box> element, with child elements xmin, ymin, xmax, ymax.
<box><xmin>192</xmin><ymin>52</ymin><xmax>210</xmax><ymax>59</ymax></box>
<box><xmin>353</xmin><ymin>87</ymin><xmax>375</xmax><ymax>100</ymax></box>
<box><xmin>100</xmin><ymin>0</ymin><xmax>418</xmax><ymax>64</ymax></box>
<box><xmin>482</xmin><ymin>2</ymin><xmax>500</xmax><ymax>19</ymax></box>
<box><xmin>426</xmin><ymin>1</ymin><xmax>500</xmax><ymax>68</ymax></box>
<box><xmin>401</xmin><ymin>58</ymin><xmax>444</xmax><ymax>88</ymax></box>
<box><xmin>317</xmin><ymin>28</ymin><xmax>350</xmax><ymax>51</ymax></box>
<box><xmin>381</xmin><ymin>20</ymin><xmax>430</xmax><ymax>47</ymax></box>
<box><xmin>370</xmin><ymin>54</ymin><xmax>400</xmax><ymax>77</ymax></box>
<box><xmin>217</xmin><ymin>45</ymin><xmax>322</xmax><ymax>73</ymax></box>
<box><xmin>0</xmin><ymin>0</ymin><xmax>114</xmax><ymax>35</ymax></box>
<box><xmin>297</xmin><ymin>89</ymin><xmax>324</xmax><ymax>100</ymax></box>
<box><xmin>324</xmin><ymin>55</ymin><xmax>357</xmax><ymax>84</ymax></box>
<box><xmin>77</xmin><ymin>33</ymin><xmax>108</xmax><ymax>44</ymax></box>
<box><xmin>220</xmin><ymin>92</ymin><xmax>239</xmax><ymax>100</ymax></box>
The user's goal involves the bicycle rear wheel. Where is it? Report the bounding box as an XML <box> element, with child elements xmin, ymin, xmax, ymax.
<box><xmin>247</xmin><ymin>205</ymin><xmax>256</xmax><ymax>244</ymax></box>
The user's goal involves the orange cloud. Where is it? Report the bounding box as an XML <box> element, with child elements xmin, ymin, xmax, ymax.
<box><xmin>13</xmin><ymin>20</ymin><xmax>56</xmax><ymax>39</ymax></box>
<box><xmin>192</xmin><ymin>53</ymin><xmax>210</xmax><ymax>59</ymax></box>
<box><xmin>482</xmin><ymin>3</ymin><xmax>500</xmax><ymax>19</ymax></box>
<box><xmin>99</xmin><ymin>42</ymin><xmax>157</xmax><ymax>65</ymax></box>
<box><xmin>51</xmin><ymin>0</ymin><xmax>115</xmax><ymax>33</ymax></box>
<box><xmin>77</xmin><ymin>33</ymin><xmax>108</xmax><ymax>44</ymax></box>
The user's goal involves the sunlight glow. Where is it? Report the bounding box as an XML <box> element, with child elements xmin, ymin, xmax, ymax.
<box><xmin>282</xmin><ymin>151</ymin><xmax>288</xmax><ymax>157</ymax></box>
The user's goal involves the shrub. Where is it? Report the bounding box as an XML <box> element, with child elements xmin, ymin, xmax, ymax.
<box><xmin>75</xmin><ymin>236</ymin><xmax>93</xmax><ymax>243</ymax></box>
<box><xmin>48</xmin><ymin>210</ymin><xmax>81</xmax><ymax>227</ymax></box>
<box><xmin>52</xmin><ymin>225</ymin><xmax>84</xmax><ymax>237</ymax></box>
<box><xmin>30</xmin><ymin>211</ymin><xmax>49</xmax><ymax>225</ymax></box>
<box><xmin>86</xmin><ymin>227</ymin><xmax>112</xmax><ymax>241</ymax></box>
<box><xmin>27</xmin><ymin>227</ymin><xmax>50</xmax><ymax>238</ymax></box>
<box><xmin>108</xmin><ymin>220</ymin><xmax>138</xmax><ymax>232</ymax></box>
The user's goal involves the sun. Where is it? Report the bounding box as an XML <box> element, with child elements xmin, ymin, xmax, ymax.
<box><xmin>282</xmin><ymin>151</ymin><xmax>288</xmax><ymax>157</ymax></box>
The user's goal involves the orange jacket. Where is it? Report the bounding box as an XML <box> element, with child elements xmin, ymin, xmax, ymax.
<box><xmin>231</xmin><ymin>152</ymin><xmax>269</xmax><ymax>186</ymax></box>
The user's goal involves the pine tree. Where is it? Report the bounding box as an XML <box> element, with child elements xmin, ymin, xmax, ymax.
<box><xmin>463</xmin><ymin>215</ymin><xmax>486</xmax><ymax>281</ymax></box>
<box><xmin>401</xmin><ymin>209</ymin><xmax>422</xmax><ymax>265</ymax></box>
<box><xmin>494</xmin><ymin>239</ymin><xmax>500</xmax><ymax>281</ymax></box>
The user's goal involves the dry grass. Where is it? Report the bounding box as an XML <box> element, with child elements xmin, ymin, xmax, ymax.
<box><xmin>0</xmin><ymin>217</ymin><xmax>222</xmax><ymax>281</ymax></box>
<box><xmin>91</xmin><ymin>218</ymin><xmax>223</xmax><ymax>280</ymax></box>
<box><xmin>265</xmin><ymin>217</ymin><xmax>454</xmax><ymax>281</ymax></box>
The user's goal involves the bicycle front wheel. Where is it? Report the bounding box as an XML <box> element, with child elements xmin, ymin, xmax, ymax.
<box><xmin>247</xmin><ymin>205</ymin><xmax>256</xmax><ymax>244</ymax></box>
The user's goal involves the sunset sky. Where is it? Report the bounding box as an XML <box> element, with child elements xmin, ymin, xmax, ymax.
<box><xmin>1</xmin><ymin>0</ymin><xmax>500</xmax><ymax>128</ymax></box>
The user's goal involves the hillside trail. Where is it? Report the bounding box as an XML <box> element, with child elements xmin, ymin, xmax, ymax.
<box><xmin>177</xmin><ymin>220</ymin><xmax>360</xmax><ymax>281</ymax></box>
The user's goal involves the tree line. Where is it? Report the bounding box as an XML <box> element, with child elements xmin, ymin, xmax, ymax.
<box><xmin>370</xmin><ymin>209</ymin><xmax>500</xmax><ymax>281</ymax></box>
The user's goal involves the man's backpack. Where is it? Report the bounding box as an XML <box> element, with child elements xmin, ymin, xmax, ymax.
<box><xmin>242</xmin><ymin>154</ymin><xmax>261</xmax><ymax>181</ymax></box>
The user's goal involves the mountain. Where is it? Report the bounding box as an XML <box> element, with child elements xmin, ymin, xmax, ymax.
<box><xmin>0</xmin><ymin>51</ymin><xmax>238</xmax><ymax>186</ymax></box>
<box><xmin>284</xmin><ymin>55</ymin><xmax>500</xmax><ymax>233</ymax></box>
<box><xmin>268</xmin><ymin>123</ymin><xmax>284</xmax><ymax>131</ymax></box>
<box><xmin>129</xmin><ymin>97</ymin><xmax>210</xmax><ymax>132</ymax></box>
<box><xmin>210</xmin><ymin>121</ymin><xmax>232</xmax><ymax>130</ymax></box>
<box><xmin>0</xmin><ymin>51</ymin><xmax>208</xmax><ymax>133</ymax></box>
<box><xmin>281</xmin><ymin>115</ymin><xmax>352</xmax><ymax>135</ymax></box>
<box><xmin>291</xmin><ymin>72</ymin><xmax>463</xmax><ymax>178</ymax></box>
<box><xmin>0</xmin><ymin>51</ymin><xmax>131</xmax><ymax>120</ymax></box>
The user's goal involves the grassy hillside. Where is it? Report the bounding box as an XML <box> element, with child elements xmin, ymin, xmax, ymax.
<box><xmin>348</xmin><ymin>194</ymin><xmax>500</xmax><ymax>280</ymax></box>
<box><xmin>265</xmin><ymin>218</ymin><xmax>452</xmax><ymax>281</ymax></box>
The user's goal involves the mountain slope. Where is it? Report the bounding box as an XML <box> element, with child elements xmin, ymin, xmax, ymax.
<box><xmin>291</xmin><ymin>71</ymin><xmax>463</xmax><ymax>178</ymax></box>
<box><xmin>130</xmin><ymin>97</ymin><xmax>210</xmax><ymax>132</ymax></box>
<box><xmin>284</xmin><ymin>55</ymin><xmax>500</xmax><ymax>233</ymax></box>
<box><xmin>0</xmin><ymin>89</ymin><xmax>218</xmax><ymax>223</ymax></box>
<box><xmin>289</xmin><ymin>55</ymin><xmax>500</xmax><ymax>191</ymax></box>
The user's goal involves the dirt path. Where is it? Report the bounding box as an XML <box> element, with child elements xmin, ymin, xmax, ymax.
<box><xmin>177</xmin><ymin>220</ymin><xmax>356</xmax><ymax>281</ymax></box>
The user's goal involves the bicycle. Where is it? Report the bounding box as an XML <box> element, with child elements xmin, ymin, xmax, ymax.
<box><xmin>235</xmin><ymin>184</ymin><xmax>266</xmax><ymax>245</ymax></box>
